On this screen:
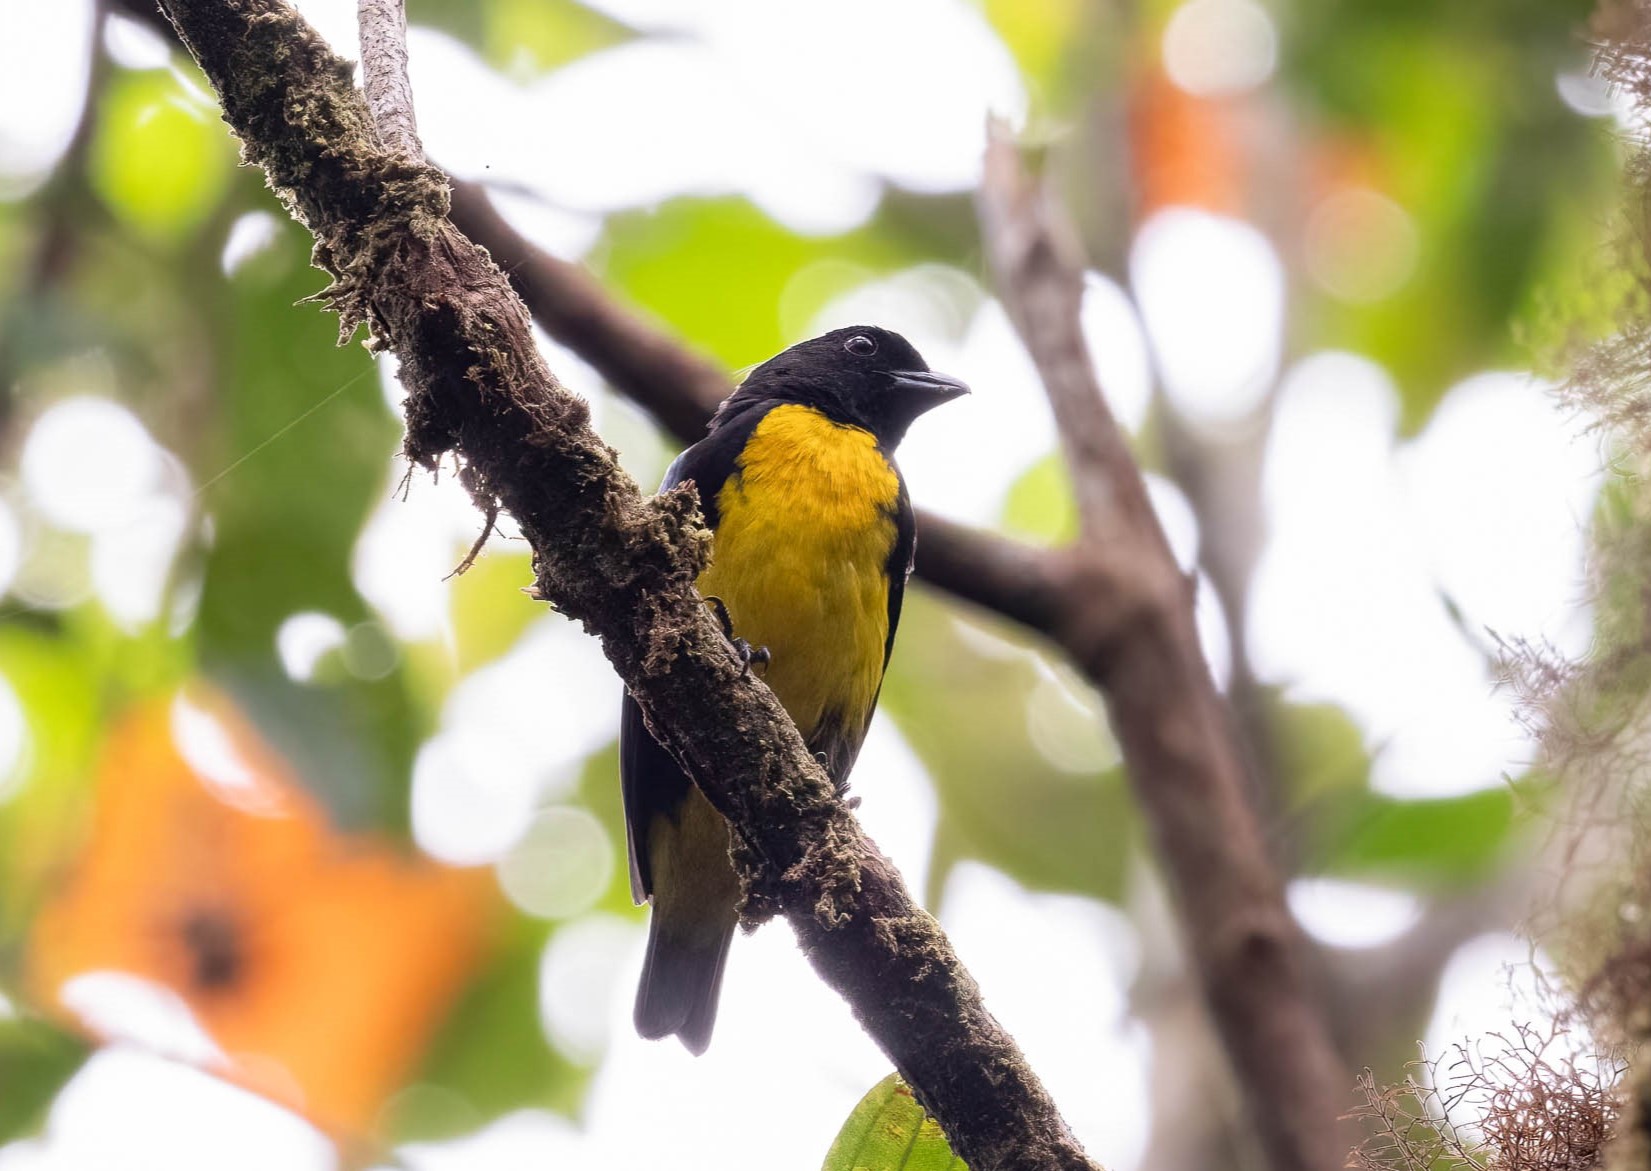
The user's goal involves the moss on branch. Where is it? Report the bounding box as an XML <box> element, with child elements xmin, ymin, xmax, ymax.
<box><xmin>151</xmin><ymin>2</ymin><xmax>1099</xmax><ymax>1167</ymax></box>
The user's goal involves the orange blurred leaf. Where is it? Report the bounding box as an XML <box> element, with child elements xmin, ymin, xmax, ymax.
<box><xmin>27</xmin><ymin>691</ymin><xmax>500</xmax><ymax>1138</ymax></box>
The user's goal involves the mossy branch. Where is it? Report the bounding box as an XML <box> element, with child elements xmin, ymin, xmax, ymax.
<box><xmin>152</xmin><ymin>1</ymin><xmax>1100</xmax><ymax>1168</ymax></box>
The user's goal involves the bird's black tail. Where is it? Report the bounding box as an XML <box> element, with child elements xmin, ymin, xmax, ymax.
<box><xmin>634</xmin><ymin>903</ymin><xmax>736</xmax><ymax>1056</ymax></box>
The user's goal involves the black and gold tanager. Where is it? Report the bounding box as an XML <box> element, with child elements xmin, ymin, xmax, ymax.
<box><xmin>619</xmin><ymin>325</ymin><xmax>968</xmax><ymax>1054</ymax></box>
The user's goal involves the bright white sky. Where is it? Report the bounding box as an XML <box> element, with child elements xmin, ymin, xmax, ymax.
<box><xmin>0</xmin><ymin>0</ymin><xmax>1617</xmax><ymax>1166</ymax></box>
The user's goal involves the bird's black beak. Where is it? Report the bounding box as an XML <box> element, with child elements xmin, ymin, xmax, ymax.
<box><xmin>888</xmin><ymin>369</ymin><xmax>970</xmax><ymax>413</ymax></box>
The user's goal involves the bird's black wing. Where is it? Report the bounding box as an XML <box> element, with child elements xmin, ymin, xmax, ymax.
<box><xmin>882</xmin><ymin>470</ymin><xmax>916</xmax><ymax>671</ymax></box>
<box><xmin>618</xmin><ymin>404</ymin><xmax>770</xmax><ymax>902</ymax></box>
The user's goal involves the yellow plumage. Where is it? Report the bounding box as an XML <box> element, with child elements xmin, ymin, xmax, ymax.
<box><xmin>698</xmin><ymin>403</ymin><xmax>900</xmax><ymax>746</ymax></box>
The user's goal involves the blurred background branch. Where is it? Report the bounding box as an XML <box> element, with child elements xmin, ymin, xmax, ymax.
<box><xmin>977</xmin><ymin>125</ymin><xmax>1352</xmax><ymax>1171</ymax></box>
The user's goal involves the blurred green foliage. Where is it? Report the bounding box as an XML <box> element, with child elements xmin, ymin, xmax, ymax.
<box><xmin>0</xmin><ymin>0</ymin><xmax>1620</xmax><ymax>1156</ymax></box>
<box><xmin>0</xmin><ymin>1018</ymin><xmax>86</xmax><ymax>1143</ymax></box>
<box><xmin>89</xmin><ymin>70</ymin><xmax>235</xmax><ymax>244</ymax></box>
<box><xmin>1001</xmin><ymin>454</ymin><xmax>1078</xmax><ymax>547</ymax></box>
<box><xmin>1287</xmin><ymin>0</ymin><xmax>1615</xmax><ymax>428</ymax></box>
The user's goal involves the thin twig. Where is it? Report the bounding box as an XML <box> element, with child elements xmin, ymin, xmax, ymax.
<box><xmin>357</xmin><ymin>0</ymin><xmax>422</xmax><ymax>162</ymax></box>
<box><xmin>976</xmin><ymin>119</ymin><xmax>1131</xmax><ymax>546</ymax></box>
<box><xmin>976</xmin><ymin>125</ymin><xmax>1355</xmax><ymax>1171</ymax></box>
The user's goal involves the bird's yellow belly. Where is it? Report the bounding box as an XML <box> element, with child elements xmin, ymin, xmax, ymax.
<box><xmin>698</xmin><ymin>404</ymin><xmax>900</xmax><ymax>751</ymax></box>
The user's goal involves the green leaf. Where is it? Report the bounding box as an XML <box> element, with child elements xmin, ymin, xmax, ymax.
<box><xmin>89</xmin><ymin>69</ymin><xmax>235</xmax><ymax>244</ymax></box>
<box><xmin>979</xmin><ymin>0</ymin><xmax>1132</xmax><ymax>119</ymax></box>
<box><xmin>823</xmin><ymin>1074</ymin><xmax>965</xmax><ymax>1171</ymax></box>
<box><xmin>0</xmin><ymin>1013</ymin><xmax>86</xmax><ymax>1142</ymax></box>
<box><xmin>1310</xmin><ymin>785</ymin><xmax>1524</xmax><ymax>888</ymax></box>
<box><xmin>599</xmin><ymin>198</ymin><xmax>877</xmax><ymax>370</ymax></box>
<box><xmin>1261</xmin><ymin>693</ymin><xmax>1529</xmax><ymax>888</ymax></box>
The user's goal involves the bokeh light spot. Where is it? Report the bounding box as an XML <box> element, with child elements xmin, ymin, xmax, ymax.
<box><xmin>22</xmin><ymin>397</ymin><xmax>164</xmax><ymax>534</ymax></box>
<box><xmin>1080</xmin><ymin>272</ymin><xmax>1154</xmax><ymax>435</ymax></box>
<box><xmin>413</xmin><ymin>616</ymin><xmax>618</xmax><ymax>864</ymax></box>
<box><xmin>221</xmin><ymin>211</ymin><xmax>281</xmax><ymax>277</ymax></box>
<box><xmin>103</xmin><ymin>12</ymin><xmax>173</xmax><ymax>71</ymax></box>
<box><xmin>1162</xmin><ymin>0</ymin><xmax>1277</xmax><ymax>98</ymax></box>
<box><xmin>497</xmin><ymin>806</ymin><xmax>614</xmax><ymax>920</ymax></box>
<box><xmin>0</xmin><ymin>0</ymin><xmax>94</xmax><ymax>196</ymax></box>
<box><xmin>0</xmin><ymin>671</ymin><xmax>31</xmax><ymax>804</ymax></box>
<box><xmin>170</xmin><ymin>692</ymin><xmax>289</xmax><ymax>818</ymax></box>
<box><xmin>537</xmin><ymin>914</ymin><xmax>641</xmax><ymax>1063</ymax></box>
<box><xmin>1287</xmin><ymin>878</ymin><xmax>1422</xmax><ymax>949</ymax></box>
<box><xmin>2</xmin><ymin>1046</ymin><xmax>337</xmax><ymax>1171</ymax></box>
<box><xmin>1556</xmin><ymin>69</ymin><xmax>1618</xmax><ymax>119</ymax></box>
<box><xmin>59</xmin><ymin>972</ymin><xmax>225</xmax><ymax>1067</ymax></box>
<box><xmin>1304</xmin><ymin>188</ymin><xmax>1419</xmax><ymax>304</ymax></box>
<box><xmin>1425</xmin><ymin>934</ymin><xmax>1563</xmax><ymax>1061</ymax></box>
<box><xmin>1144</xmin><ymin>472</ymin><xmax>1200</xmax><ymax>571</ymax></box>
<box><xmin>90</xmin><ymin>493</ymin><xmax>187</xmax><ymax>629</ymax></box>
<box><xmin>1194</xmin><ymin>569</ymin><xmax>1232</xmax><ymax>691</ymax></box>
<box><xmin>1132</xmin><ymin>208</ymin><xmax>1283</xmax><ymax>425</ymax></box>
<box><xmin>342</xmin><ymin>621</ymin><xmax>400</xmax><ymax>681</ymax></box>
<box><xmin>274</xmin><ymin>612</ymin><xmax>348</xmax><ymax>684</ymax></box>
<box><xmin>1245</xmin><ymin>353</ymin><xmax>1596</xmax><ymax>797</ymax></box>
<box><xmin>411</xmin><ymin>733</ymin><xmax>538</xmax><ymax>867</ymax></box>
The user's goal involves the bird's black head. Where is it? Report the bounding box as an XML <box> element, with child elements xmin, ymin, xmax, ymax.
<box><xmin>718</xmin><ymin>326</ymin><xmax>969</xmax><ymax>449</ymax></box>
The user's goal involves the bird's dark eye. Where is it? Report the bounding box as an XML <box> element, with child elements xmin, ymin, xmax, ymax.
<box><xmin>844</xmin><ymin>334</ymin><xmax>878</xmax><ymax>358</ymax></box>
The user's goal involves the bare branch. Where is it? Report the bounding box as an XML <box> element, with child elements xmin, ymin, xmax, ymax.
<box><xmin>976</xmin><ymin>125</ymin><xmax>1355</xmax><ymax>1171</ymax></box>
<box><xmin>356</xmin><ymin>0</ymin><xmax>422</xmax><ymax>162</ymax></box>
<box><xmin>154</xmin><ymin>2</ymin><xmax>1097</xmax><ymax>1168</ymax></box>
<box><xmin>976</xmin><ymin>121</ymin><xmax>1137</xmax><ymax>546</ymax></box>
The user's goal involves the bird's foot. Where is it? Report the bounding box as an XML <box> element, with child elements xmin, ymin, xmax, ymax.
<box><xmin>734</xmin><ymin>639</ymin><xmax>771</xmax><ymax>679</ymax></box>
<box><xmin>705</xmin><ymin>596</ymin><xmax>769</xmax><ymax>679</ymax></box>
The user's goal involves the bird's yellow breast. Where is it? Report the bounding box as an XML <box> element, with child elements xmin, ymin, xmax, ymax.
<box><xmin>698</xmin><ymin>403</ymin><xmax>900</xmax><ymax>753</ymax></box>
